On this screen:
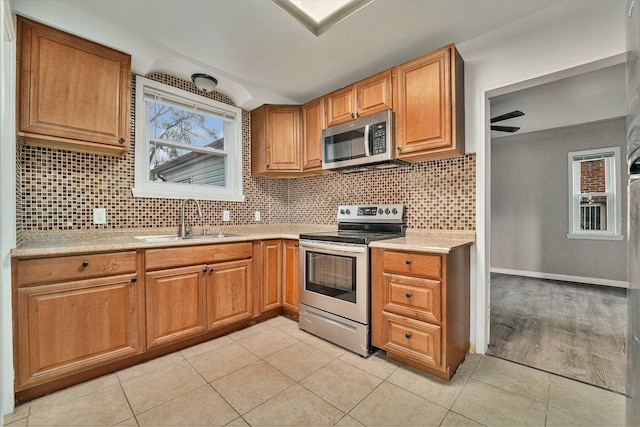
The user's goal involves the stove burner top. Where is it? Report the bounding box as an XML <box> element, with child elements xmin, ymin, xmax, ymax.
<box><xmin>299</xmin><ymin>204</ymin><xmax>406</xmax><ymax>245</ymax></box>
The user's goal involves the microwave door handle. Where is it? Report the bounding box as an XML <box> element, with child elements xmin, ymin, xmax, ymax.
<box><xmin>364</xmin><ymin>124</ymin><xmax>371</xmax><ymax>157</ymax></box>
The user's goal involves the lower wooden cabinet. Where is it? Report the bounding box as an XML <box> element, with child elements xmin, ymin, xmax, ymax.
<box><xmin>15</xmin><ymin>271</ymin><xmax>141</xmax><ymax>391</ymax></box>
<box><xmin>13</xmin><ymin>239</ymin><xmax>301</xmax><ymax>399</ymax></box>
<box><xmin>371</xmin><ymin>246</ymin><xmax>470</xmax><ymax>380</ymax></box>
<box><xmin>255</xmin><ymin>239</ymin><xmax>300</xmax><ymax>317</ymax></box>
<box><xmin>145</xmin><ymin>243</ymin><xmax>253</xmax><ymax>349</ymax></box>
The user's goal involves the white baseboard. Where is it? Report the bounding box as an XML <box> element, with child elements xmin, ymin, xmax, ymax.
<box><xmin>490</xmin><ymin>268</ymin><xmax>628</xmax><ymax>289</ymax></box>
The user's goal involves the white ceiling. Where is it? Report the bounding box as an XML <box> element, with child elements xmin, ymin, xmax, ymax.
<box><xmin>13</xmin><ymin>0</ymin><xmax>564</xmax><ymax>110</ymax></box>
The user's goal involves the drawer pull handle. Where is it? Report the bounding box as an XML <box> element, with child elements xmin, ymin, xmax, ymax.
<box><xmin>81</xmin><ymin>261</ymin><xmax>89</xmax><ymax>268</ymax></box>
<box><xmin>405</xmin><ymin>333</ymin><xmax>411</xmax><ymax>339</ymax></box>
<box><xmin>405</xmin><ymin>259</ymin><xmax>411</xmax><ymax>265</ymax></box>
<box><xmin>405</xmin><ymin>292</ymin><xmax>411</xmax><ymax>298</ymax></box>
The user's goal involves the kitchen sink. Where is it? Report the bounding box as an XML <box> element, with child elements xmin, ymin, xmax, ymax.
<box><xmin>135</xmin><ymin>232</ymin><xmax>245</xmax><ymax>242</ymax></box>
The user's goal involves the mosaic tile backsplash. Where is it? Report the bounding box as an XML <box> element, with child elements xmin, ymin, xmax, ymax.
<box><xmin>17</xmin><ymin>74</ymin><xmax>475</xmax><ymax>233</ymax></box>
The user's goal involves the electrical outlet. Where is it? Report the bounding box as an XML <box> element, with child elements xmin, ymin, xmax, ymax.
<box><xmin>93</xmin><ymin>208</ymin><xmax>106</xmax><ymax>224</ymax></box>
<box><xmin>223</xmin><ymin>210</ymin><xmax>230</xmax><ymax>221</ymax></box>
<box><xmin>255</xmin><ymin>211</ymin><xmax>261</xmax><ymax>222</ymax></box>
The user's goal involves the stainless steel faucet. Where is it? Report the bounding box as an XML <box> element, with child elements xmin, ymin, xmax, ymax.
<box><xmin>180</xmin><ymin>199</ymin><xmax>203</xmax><ymax>238</ymax></box>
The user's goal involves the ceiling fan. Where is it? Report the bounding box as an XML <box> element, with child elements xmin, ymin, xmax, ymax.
<box><xmin>491</xmin><ymin>110</ymin><xmax>525</xmax><ymax>133</ymax></box>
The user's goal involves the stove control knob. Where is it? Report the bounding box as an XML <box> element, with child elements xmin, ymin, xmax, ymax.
<box><xmin>378</xmin><ymin>208</ymin><xmax>384</xmax><ymax>215</ymax></box>
<box><xmin>345</xmin><ymin>209</ymin><xmax>351</xmax><ymax>215</ymax></box>
<box><xmin>340</xmin><ymin>209</ymin><xmax>345</xmax><ymax>215</ymax></box>
<box><xmin>385</xmin><ymin>208</ymin><xmax>390</xmax><ymax>214</ymax></box>
<box><xmin>392</xmin><ymin>208</ymin><xmax>398</xmax><ymax>215</ymax></box>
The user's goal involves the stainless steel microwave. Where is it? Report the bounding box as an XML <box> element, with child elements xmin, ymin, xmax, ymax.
<box><xmin>322</xmin><ymin>110</ymin><xmax>396</xmax><ymax>170</ymax></box>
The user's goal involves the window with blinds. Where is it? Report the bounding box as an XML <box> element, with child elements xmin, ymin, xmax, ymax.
<box><xmin>567</xmin><ymin>147</ymin><xmax>622</xmax><ymax>240</ymax></box>
<box><xmin>132</xmin><ymin>76</ymin><xmax>244</xmax><ymax>201</ymax></box>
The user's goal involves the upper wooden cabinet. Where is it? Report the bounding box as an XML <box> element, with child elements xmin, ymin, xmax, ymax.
<box><xmin>393</xmin><ymin>44</ymin><xmax>464</xmax><ymax>162</ymax></box>
<box><xmin>302</xmin><ymin>97</ymin><xmax>325</xmax><ymax>171</ymax></box>
<box><xmin>16</xmin><ymin>16</ymin><xmax>131</xmax><ymax>156</ymax></box>
<box><xmin>325</xmin><ymin>70</ymin><xmax>393</xmax><ymax>127</ymax></box>
<box><xmin>251</xmin><ymin>104</ymin><xmax>328</xmax><ymax>177</ymax></box>
<box><xmin>251</xmin><ymin>105</ymin><xmax>302</xmax><ymax>176</ymax></box>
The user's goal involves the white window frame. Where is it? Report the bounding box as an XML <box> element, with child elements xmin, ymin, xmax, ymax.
<box><xmin>132</xmin><ymin>76</ymin><xmax>245</xmax><ymax>202</ymax></box>
<box><xmin>567</xmin><ymin>146</ymin><xmax>623</xmax><ymax>240</ymax></box>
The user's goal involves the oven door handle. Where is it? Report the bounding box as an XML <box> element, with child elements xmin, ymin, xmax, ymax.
<box><xmin>299</xmin><ymin>240</ymin><xmax>367</xmax><ymax>255</ymax></box>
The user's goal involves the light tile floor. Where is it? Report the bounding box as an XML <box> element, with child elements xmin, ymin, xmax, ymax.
<box><xmin>3</xmin><ymin>316</ymin><xmax>627</xmax><ymax>426</ymax></box>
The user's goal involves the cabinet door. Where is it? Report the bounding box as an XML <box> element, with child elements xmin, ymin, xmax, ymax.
<box><xmin>17</xmin><ymin>17</ymin><xmax>131</xmax><ymax>156</ymax></box>
<box><xmin>394</xmin><ymin>46</ymin><xmax>455</xmax><ymax>160</ymax></box>
<box><xmin>302</xmin><ymin>97</ymin><xmax>325</xmax><ymax>171</ymax></box>
<box><xmin>16</xmin><ymin>274</ymin><xmax>140</xmax><ymax>390</ymax></box>
<box><xmin>260</xmin><ymin>240</ymin><xmax>283</xmax><ymax>312</ymax></box>
<box><xmin>145</xmin><ymin>265</ymin><xmax>207</xmax><ymax>349</ymax></box>
<box><xmin>207</xmin><ymin>259</ymin><xmax>253</xmax><ymax>329</ymax></box>
<box><xmin>267</xmin><ymin>106</ymin><xmax>302</xmax><ymax>171</ymax></box>
<box><xmin>325</xmin><ymin>86</ymin><xmax>355</xmax><ymax>126</ymax></box>
<box><xmin>282</xmin><ymin>240</ymin><xmax>299</xmax><ymax>314</ymax></box>
<box><xmin>356</xmin><ymin>70</ymin><xmax>392</xmax><ymax>118</ymax></box>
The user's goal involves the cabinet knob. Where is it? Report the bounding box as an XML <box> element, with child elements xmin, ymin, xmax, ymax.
<box><xmin>119</xmin><ymin>137</ymin><xmax>126</xmax><ymax>144</ymax></box>
<box><xmin>202</xmin><ymin>267</ymin><xmax>207</xmax><ymax>272</ymax></box>
<box><xmin>405</xmin><ymin>292</ymin><xmax>411</xmax><ymax>298</ymax></box>
<box><xmin>81</xmin><ymin>261</ymin><xmax>89</xmax><ymax>267</ymax></box>
<box><xmin>397</xmin><ymin>146</ymin><xmax>403</xmax><ymax>151</ymax></box>
<box><xmin>355</xmin><ymin>112</ymin><xmax>360</xmax><ymax>118</ymax></box>
<box><xmin>405</xmin><ymin>259</ymin><xmax>412</xmax><ymax>265</ymax></box>
<box><xmin>266</xmin><ymin>164</ymin><xmax>270</xmax><ymax>168</ymax></box>
<box><xmin>351</xmin><ymin>112</ymin><xmax>355</xmax><ymax>118</ymax></box>
<box><xmin>131</xmin><ymin>278</ymin><xmax>137</xmax><ymax>283</ymax></box>
<box><xmin>405</xmin><ymin>333</ymin><xmax>411</xmax><ymax>339</ymax></box>
<box><xmin>209</xmin><ymin>268</ymin><xmax>214</xmax><ymax>273</ymax></box>
<box><xmin>294</xmin><ymin>244</ymin><xmax>299</xmax><ymax>247</ymax></box>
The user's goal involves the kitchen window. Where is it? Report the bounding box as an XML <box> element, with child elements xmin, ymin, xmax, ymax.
<box><xmin>567</xmin><ymin>147</ymin><xmax>622</xmax><ymax>240</ymax></box>
<box><xmin>132</xmin><ymin>76</ymin><xmax>245</xmax><ymax>201</ymax></box>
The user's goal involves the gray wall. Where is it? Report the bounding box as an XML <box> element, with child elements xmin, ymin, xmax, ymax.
<box><xmin>491</xmin><ymin>117</ymin><xmax>628</xmax><ymax>282</ymax></box>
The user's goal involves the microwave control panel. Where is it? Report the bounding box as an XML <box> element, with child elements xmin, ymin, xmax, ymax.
<box><xmin>371</xmin><ymin>122</ymin><xmax>387</xmax><ymax>155</ymax></box>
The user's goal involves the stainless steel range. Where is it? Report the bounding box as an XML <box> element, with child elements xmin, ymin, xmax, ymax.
<box><xmin>298</xmin><ymin>204</ymin><xmax>406</xmax><ymax>356</ymax></box>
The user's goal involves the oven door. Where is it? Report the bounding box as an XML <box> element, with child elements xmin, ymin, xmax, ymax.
<box><xmin>298</xmin><ymin>239</ymin><xmax>369</xmax><ymax>324</ymax></box>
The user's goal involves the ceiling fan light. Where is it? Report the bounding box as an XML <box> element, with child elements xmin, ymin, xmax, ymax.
<box><xmin>191</xmin><ymin>73</ymin><xmax>218</xmax><ymax>92</ymax></box>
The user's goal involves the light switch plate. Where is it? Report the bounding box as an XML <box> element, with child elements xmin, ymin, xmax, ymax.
<box><xmin>93</xmin><ymin>208</ymin><xmax>106</xmax><ymax>224</ymax></box>
<box><xmin>223</xmin><ymin>210</ymin><xmax>230</xmax><ymax>221</ymax></box>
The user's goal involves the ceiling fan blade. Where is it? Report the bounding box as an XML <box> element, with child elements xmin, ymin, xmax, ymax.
<box><xmin>491</xmin><ymin>110</ymin><xmax>525</xmax><ymax>123</ymax></box>
<box><xmin>491</xmin><ymin>125</ymin><xmax>520</xmax><ymax>133</ymax></box>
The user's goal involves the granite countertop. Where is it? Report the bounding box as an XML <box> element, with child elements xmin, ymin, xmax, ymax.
<box><xmin>369</xmin><ymin>229</ymin><xmax>476</xmax><ymax>254</ymax></box>
<box><xmin>12</xmin><ymin>225</ymin><xmax>475</xmax><ymax>258</ymax></box>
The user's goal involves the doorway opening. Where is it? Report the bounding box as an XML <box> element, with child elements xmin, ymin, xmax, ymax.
<box><xmin>487</xmin><ymin>63</ymin><xmax>628</xmax><ymax>393</ymax></box>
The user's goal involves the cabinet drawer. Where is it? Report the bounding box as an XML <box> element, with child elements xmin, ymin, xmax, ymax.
<box><xmin>384</xmin><ymin>273</ymin><xmax>441</xmax><ymax>323</ymax></box>
<box><xmin>145</xmin><ymin>242</ymin><xmax>252</xmax><ymax>270</ymax></box>
<box><xmin>17</xmin><ymin>251</ymin><xmax>137</xmax><ymax>286</ymax></box>
<box><xmin>382</xmin><ymin>251</ymin><xmax>441</xmax><ymax>279</ymax></box>
<box><xmin>384</xmin><ymin>313</ymin><xmax>441</xmax><ymax>369</ymax></box>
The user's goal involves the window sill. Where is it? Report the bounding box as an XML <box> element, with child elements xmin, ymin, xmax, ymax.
<box><xmin>566</xmin><ymin>233</ymin><xmax>625</xmax><ymax>241</ymax></box>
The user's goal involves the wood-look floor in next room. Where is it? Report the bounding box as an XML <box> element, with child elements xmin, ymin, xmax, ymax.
<box><xmin>4</xmin><ymin>316</ymin><xmax>625</xmax><ymax>426</ymax></box>
<box><xmin>488</xmin><ymin>273</ymin><xmax>627</xmax><ymax>393</ymax></box>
